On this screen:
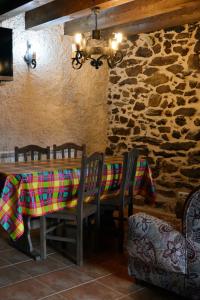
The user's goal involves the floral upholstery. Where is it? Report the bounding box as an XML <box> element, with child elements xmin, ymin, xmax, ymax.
<box><xmin>128</xmin><ymin>213</ymin><xmax>186</xmax><ymax>274</ymax></box>
<box><xmin>183</xmin><ymin>189</ymin><xmax>200</xmax><ymax>298</ymax></box>
<box><xmin>127</xmin><ymin>188</ymin><xmax>200</xmax><ymax>299</ymax></box>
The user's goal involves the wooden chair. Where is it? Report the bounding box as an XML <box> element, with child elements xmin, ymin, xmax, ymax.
<box><xmin>15</xmin><ymin>145</ymin><xmax>50</xmax><ymax>162</ymax></box>
<box><xmin>12</xmin><ymin>144</ymin><xmax>50</xmax><ymax>259</ymax></box>
<box><xmin>40</xmin><ymin>152</ymin><xmax>104</xmax><ymax>266</ymax></box>
<box><xmin>100</xmin><ymin>148</ymin><xmax>139</xmax><ymax>252</ymax></box>
<box><xmin>53</xmin><ymin>143</ymin><xmax>86</xmax><ymax>159</ymax></box>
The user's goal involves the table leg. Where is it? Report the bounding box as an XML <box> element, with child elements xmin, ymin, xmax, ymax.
<box><xmin>9</xmin><ymin>216</ymin><xmax>41</xmax><ymax>261</ymax></box>
<box><xmin>40</xmin><ymin>216</ymin><xmax>47</xmax><ymax>260</ymax></box>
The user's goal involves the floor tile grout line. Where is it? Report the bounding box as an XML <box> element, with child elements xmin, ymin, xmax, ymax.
<box><xmin>0</xmin><ymin>251</ymin><xmax>58</xmax><ymax>269</ymax></box>
<box><xmin>0</xmin><ymin>245</ymin><xmax>56</xmax><ymax>254</ymax></box>
<box><xmin>0</xmin><ymin>248</ymin><xmax>19</xmax><ymax>253</ymax></box>
<box><xmin>0</xmin><ymin>263</ymin><xmax>35</xmax><ymax>278</ymax></box>
<box><xmin>0</xmin><ymin>265</ymin><xmax>71</xmax><ymax>291</ymax></box>
<box><xmin>0</xmin><ymin>264</ymin><xmax>11</xmax><ymax>269</ymax></box>
<box><xmin>37</xmin><ymin>272</ymin><xmax>114</xmax><ymax>300</ymax></box>
<box><xmin>0</xmin><ymin>258</ymin><xmax>32</xmax><ymax>269</ymax></box>
<box><xmin>0</xmin><ymin>249</ymin><xmax>129</xmax><ymax>292</ymax></box>
<box><xmin>96</xmin><ymin>280</ymin><xmax>125</xmax><ymax>296</ymax></box>
<box><xmin>116</xmin><ymin>287</ymin><xmax>146</xmax><ymax>300</ymax></box>
<box><xmin>16</xmin><ymin>264</ymin><xmax>73</xmax><ymax>279</ymax></box>
<box><xmin>0</xmin><ymin>274</ymin><xmax>33</xmax><ymax>290</ymax></box>
<box><xmin>31</xmin><ymin>263</ymin><xmax>80</xmax><ymax>286</ymax></box>
<box><xmin>0</xmin><ymin>265</ymin><xmax>73</xmax><ymax>290</ymax></box>
<box><xmin>46</xmin><ymin>253</ymin><xmax>73</xmax><ymax>266</ymax></box>
<box><xmin>0</xmin><ymin>240</ymin><xmax>140</xmax><ymax>299</ymax></box>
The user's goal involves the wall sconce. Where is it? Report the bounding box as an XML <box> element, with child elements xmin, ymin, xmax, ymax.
<box><xmin>24</xmin><ymin>41</ymin><xmax>36</xmax><ymax>69</ymax></box>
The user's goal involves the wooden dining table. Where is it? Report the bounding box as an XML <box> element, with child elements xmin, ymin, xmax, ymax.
<box><xmin>0</xmin><ymin>156</ymin><xmax>156</xmax><ymax>259</ymax></box>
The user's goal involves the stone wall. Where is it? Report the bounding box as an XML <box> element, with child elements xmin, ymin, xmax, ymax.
<box><xmin>0</xmin><ymin>14</ymin><xmax>109</xmax><ymax>161</ymax></box>
<box><xmin>107</xmin><ymin>23</ymin><xmax>200</xmax><ymax>212</ymax></box>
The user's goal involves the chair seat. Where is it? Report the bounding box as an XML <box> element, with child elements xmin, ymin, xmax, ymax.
<box><xmin>100</xmin><ymin>190</ymin><xmax>119</xmax><ymax>201</ymax></box>
<box><xmin>46</xmin><ymin>203</ymin><xmax>97</xmax><ymax>220</ymax></box>
<box><xmin>100</xmin><ymin>194</ymin><xmax>129</xmax><ymax>210</ymax></box>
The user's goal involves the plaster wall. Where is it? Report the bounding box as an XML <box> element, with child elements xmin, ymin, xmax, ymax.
<box><xmin>0</xmin><ymin>14</ymin><xmax>109</xmax><ymax>160</ymax></box>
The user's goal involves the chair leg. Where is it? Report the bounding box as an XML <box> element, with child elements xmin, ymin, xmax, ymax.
<box><xmin>76</xmin><ymin>220</ymin><xmax>83</xmax><ymax>266</ymax></box>
<box><xmin>40</xmin><ymin>216</ymin><xmax>47</xmax><ymax>260</ymax></box>
<box><xmin>95</xmin><ymin>209</ymin><xmax>100</xmax><ymax>251</ymax></box>
<box><xmin>128</xmin><ymin>198</ymin><xmax>133</xmax><ymax>217</ymax></box>
<box><xmin>118</xmin><ymin>211</ymin><xmax>124</xmax><ymax>253</ymax></box>
<box><xmin>9</xmin><ymin>216</ymin><xmax>41</xmax><ymax>260</ymax></box>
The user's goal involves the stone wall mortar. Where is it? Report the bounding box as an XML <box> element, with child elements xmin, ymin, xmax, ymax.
<box><xmin>107</xmin><ymin>23</ymin><xmax>200</xmax><ymax>212</ymax></box>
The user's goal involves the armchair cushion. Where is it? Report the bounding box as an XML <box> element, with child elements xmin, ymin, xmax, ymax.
<box><xmin>127</xmin><ymin>213</ymin><xmax>186</xmax><ymax>274</ymax></box>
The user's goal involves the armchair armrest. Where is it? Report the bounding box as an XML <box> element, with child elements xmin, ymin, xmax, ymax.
<box><xmin>127</xmin><ymin>213</ymin><xmax>186</xmax><ymax>274</ymax></box>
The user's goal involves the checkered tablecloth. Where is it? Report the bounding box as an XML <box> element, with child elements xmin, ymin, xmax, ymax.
<box><xmin>0</xmin><ymin>158</ymin><xmax>156</xmax><ymax>240</ymax></box>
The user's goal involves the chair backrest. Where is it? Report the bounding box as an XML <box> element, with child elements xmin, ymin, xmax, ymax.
<box><xmin>77</xmin><ymin>152</ymin><xmax>104</xmax><ymax>215</ymax></box>
<box><xmin>183</xmin><ymin>187</ymin><xmax>200</xmax><ymax>244</ymax></box>
<box><xmin>15</xmin><ymin>145</ymin><xmax>50</xmax><ymax>162</ymax></box>
<box><xmin>53</xmin><ymin>143</ymin><xmax>86</xmax><ymax>159</ymax></box>
<box><xmin>119</xmin><ymin>148</ymin><xmax>139</xmax><ymax>207</ymax></box>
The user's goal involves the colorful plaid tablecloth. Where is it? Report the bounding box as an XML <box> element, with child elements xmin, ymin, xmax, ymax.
<box><xmin>0</xmin><ymin>158</ymin><xmax>156</xmax><ymax>240</ymax></box>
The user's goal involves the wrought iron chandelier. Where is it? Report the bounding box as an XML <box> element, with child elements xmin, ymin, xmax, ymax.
<box><xmin>71</xmin><ymin>7</ymin><xmax>124</xmax><ymax>70</ymax></box>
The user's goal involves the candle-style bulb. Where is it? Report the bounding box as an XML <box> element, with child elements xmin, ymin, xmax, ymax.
<box><xmin>114</xmin><ymin>32</ymin><xmax>123</xmax><ymax>44</ymax></box>
<box><xmin>74</xmin><ymin>33</ymin><xmax>82</xmax><ymax>45</ymax></box>
<box><xmin>111</xmin><ymin>40</ymin><xmax>119</xmax><ymax>51</ymax></box>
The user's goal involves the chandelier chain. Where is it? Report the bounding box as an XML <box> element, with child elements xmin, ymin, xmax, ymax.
<box><xmin>95</xmin><ymin>10</ymin><xmax>98</xmax><ymax>31</ymax></box>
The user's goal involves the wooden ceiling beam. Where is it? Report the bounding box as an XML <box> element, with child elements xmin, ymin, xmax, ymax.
<box><xmin>0</xmin><ymin>0</ymin><xmax>53</xmax><ymax>22</ymax></box>
<box><xmin>25</xmin><ymin>0</ymin><xmax>135</xmax><ymax>30</ymax></box>
<box><xmin>103</xmin><ymin>1</ymin><xmax>200</xmax><ymax>36</ymax></box>
<box><xmin>64</xmin><ymin>0</ymin><xmax>200</xmax><ymax>36</ymax></box>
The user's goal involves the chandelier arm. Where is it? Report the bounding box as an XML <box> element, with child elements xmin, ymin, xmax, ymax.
<box><xmin>71</xmin><ymin>7</ymin><xmax>124</xmax><ymax>70</ymax></box>
<box><xmin>114</xmin><ymin>50</ymin><xmax>124</xmax><ymax>63</ymax></box>
<box><xmin>106</xmin><ymin>50</ymin><xmax>124</xmax><ymax>68</ymax></box>
<box><xmin>107</xmin><ymin>58</ymin><xmax>115</xmax><ymax>69</ymax></box>
<box><xmin>90</xmin><ymin>55</ymin><xmax>105</xmax><ymax>69</ymax></box>
<box><xmin>78</xmin><ymin>50</ymin><xmax>88</xmax><ymax>63</ymax></box>
<box><xmin>72</xmin><ymin>60</ymin><xmax>82</xmax><ymax>69</ymax></box>
<box><xmin>72</xmin><ymin>51</ymin><xmax>85</xmax><ymax>69</ymax></box>
<box><xmin>97</xmin><ymin>54</ymin><xmax>107</xmax><ymax>62</ymax></box>
<box><xmin>72</xmin><ymin>57</ymin><xmax>83</xmax><ymax>69</ymax></box>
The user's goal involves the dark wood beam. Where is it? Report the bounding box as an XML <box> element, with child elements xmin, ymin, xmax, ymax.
<box><xmin>0</xmin><ymin>0</ymin><xmax>54</xmax><ymax>22</ymax></box>
<box><xmin>25</xmin><ymin>0</ymin><xmax>134</xmax><ymax>30</ymax></box>
<box><xmin>64</xmin><ymin>0</ymin><xmax>200</xmax><ymax>36</ymax></box>
<box><xmin>103</xmin><ymin>1</ymin><xmax>200</xmax><ymax>36</ymax></box>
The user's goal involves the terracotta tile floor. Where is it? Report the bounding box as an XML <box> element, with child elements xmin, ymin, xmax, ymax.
<box><xmin>0</xmin><ymin>233</ymin><xmax>185</xmax><ymax>300</ymax></box>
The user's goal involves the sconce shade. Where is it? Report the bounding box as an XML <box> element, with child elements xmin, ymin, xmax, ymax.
<box><xmin>24</xmin><ymin>41</ymin><xmax>36</xmax><ymax>69</ymax></box>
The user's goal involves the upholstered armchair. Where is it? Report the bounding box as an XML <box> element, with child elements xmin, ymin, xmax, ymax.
<box><xmin>127</xmin><ymin>188</ymin><xmax>200</xmax><ymax>299</ymax></box>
